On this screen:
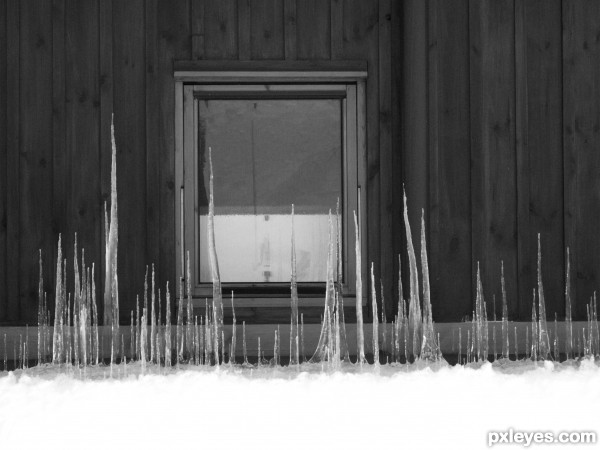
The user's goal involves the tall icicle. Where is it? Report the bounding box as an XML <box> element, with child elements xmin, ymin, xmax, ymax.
<box><xmin>403</xmin><ymin>190</ymin><xmax>421</xmax><ymax>360</ymax></box>
<box><xmin>52</xmin><ymin>235</ymin><xmax>63</xmax><ymax>364</ymax></box>
<box><xmin>420</xmin><ymin>210</ymin><xmax>437</xmax><ymax>360</ymax></box>
<box><xmin>501</xmin><ymin>261</ymin><xmax>509</xmax><ymax>359</ymax></box>
<box><xmin>104</xmin><ymin>114</ymin><xmax>119</xmax><ymax>325</ymax></box>
<box><xmin>230</xmin><ymin>292</ymin><xmax>236</xmax><ymax>364</ymax></box>
<box><xmin>565</xmin><ymin>247</ymin><xmax>573</xmax><ymax>359</ymax></box>
<box><xmin>290</xmin><ymin>205</ymin><xmax>299</xmax><ymax>365</ymax></box>
<box><xmin>38</xmin><ymin>250</ymin><xmax>44</xmax><ymax>365</ymax></box>
<box><xmin>370</xmin><ymin>263</ymin><xmax>379</xmax><ymax>364</ymax></box>
<box><xmin>310</xmin><ymin>212</ymin><xmax>336</xmax><ymax>363</ymax></box>
<box><xmin>537</xmin><ymin>234</ymin><xmax>550</xmax><ymax>359</ymax></box>
<box><xmin>165</xmin><ymin>282</ymin><xmax>171</xmax><ymax>367</ymax></box>
<box><xmin>354</xmin><ymin>211</ymin><xmax>365</xmax><ymax>364</ymax></box>
<box><xmin>207</xmin><ymin>147</ymin><xmax>223</xmax><ymax>361</ymax></box>
<box><xmin>335</xmin><ymin>199</ymin><xmax>350</xmax><ymax>362</ymax></box>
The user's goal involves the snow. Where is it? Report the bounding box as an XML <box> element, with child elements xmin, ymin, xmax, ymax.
<box><xmin>1</xmin><ymin>360</ymin><xmax>599</xmax><ymax>450</ymax></box>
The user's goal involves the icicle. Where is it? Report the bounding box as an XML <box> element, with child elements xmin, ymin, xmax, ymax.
<box><xmin>290</xmin><ymin>204</ymin><xmax>299</xmax><ymax>365</ymax></box>
<box><xmin>230</xmin><ymin>292</ymin><xmax>236</xmax><ymax>365</ymax></box>
<box><xmin>537</xmin><ymin>235</ymin><xmax>550</xmax><ymax>360</ymax></box>
<box><xmin>553</xmin><ymin>313</ymin><xmax>559</xmax><ymax>361</ymax></box>
<box><xmin>257</xmin><ymin>337</ymin><xmax>262</xmax><ymax>366</ymax></box>
<box><xmin>531</xmin><ymin>290</ymin><xmax>538</xmax><ymax>360</ymax></box>
<box><xmin>207</xmin><ymin>147</ymin><xmax>223</xmax><ymax>360</ymax></box>
<box><xmin>353</xmin><ymin>210</ymin><xmax>365</xmax><ymax>364</ymax></box>
<box><xmin>371</xmin><ymin>263</ymin><xmax>379</xmax><ymax>365</ymax></box>
<box><xmin>403</xmin><ymin>190</ymin><xmax>421</xmax><ymax>360</ymax></box>
<box><xmin>458</xmin><ymin>328</ymin><xmax>462</xmax><ymax>365</ymax></box>
<box><xmin>514</xmin><ymin>326</ymin><xmax>518</xmax><ymax>360</ymax></box>
<box><xmin>151</xmin><ymin>265</ymin><xmax>156</xmax><ymax>363</ymax></box>
<box><xmin>37</xmin><ymin>250</ymin><xmax>43</xmax><ymax>366</ymax></box>
<box><xmin>186</xmin><ymin>252</ymin><xmax>193</xmax><ymax>360</ymax></box>
<box><xmin>52</xmin><ymin>235</ymin><xmax>63</xmax><ymax>363</ymax></box>
<box><xmin>301</xmin><ymin>313</ymin><xmax>305</xmax><ymax>364</ymax></box>
<box><xmin>140</xmin><ymin>308</ymin><xmax>147</xmax><ymax>373</ymax></box>
<box><xmin>242</xmin><ymin>321</ymin><xmax>248</xmax><ymax>365</ymax></box>
<box><xmin>177</xmin><ymin>276</ymin><xmax>184</xmax><ymax>364</ymax></box>
<box><xmin>501</xmin><ymin>261</ymin><xmax>509</xmax><ymax>359</ymax></box>
<box><xmin>420</xmin><ymin>210</ymin><xmax>437</xmax><ymax>360</ymax></box>
<box><xmin>310</xmin><ymin>211</ymin><xmax>336</xmax><ymax>363</ymax></box>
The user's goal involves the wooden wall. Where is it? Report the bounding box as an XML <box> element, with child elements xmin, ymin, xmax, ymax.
<box><xmin>0</xmin><ymin>0</ymin><xmax>599</xmax><ymax>325</ymax></box>
<box><xmin>407</xmin><ymin>0</ymin><xmax>600</xmax><ymax>322</ymax></box>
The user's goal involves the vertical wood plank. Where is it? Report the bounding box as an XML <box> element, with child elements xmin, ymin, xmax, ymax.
<box><xmin>401</xmin><ymin>0</ymin><xmax>428</xmax><ymax>298</ymax></box>
<box><xmin>156</xmin><ymin>0</ymin><xmax>191</xmax><ymax>312</ymax></box>
<box><xmin>390</xmin><ymin>0</ymin><xmax>403</xmax><ymax>317</ymax></box>
<box><xmin>428</xmin><ymin>0</ymin><xmax>472</xmax><ymax>322</ymax></box>
<box><xmin>98</xmin><ymin>0</ymin><xmax>112</xmax><ymax>322</ymax></box>
<box><xmin>51</xmin><ymin>0</ymin><xmax>66</xmax><ymax>318</ymax></box>
<box><xmin>6</xmin><ymin>0</ymin><xmax>19</xmax><ymax>322</ymax></box>
<box><xmin>296</xmin><ymin>0</ymin><xmax>330</xmax><ymax>60</ymax></box>
<box><xmin>113</xmin><ymin>0</ymin><xmax>146</xmax><ymax>322</ymax></box>
<box><xmin>379</xmin><ymin>0</ymin><xmax>394</xmax><ymax>320</ymax></box>
<box><xmin>237</xmin><ymin>0</ymin><xmax>250</xmax><ymax>60</ymax></box>
<box><xmin>470</xmin><ymin>0</ymin><xmax>518</xmax><ymax>318</ymax></box>
<box><xmin>283</xmin><ymin>0</ymin><xmax>296</xmax><ymax>60</ymax></box>
<box><xmin>205</xmin><ymin>0</ymin><xmax>238</xmax><ymax>59</ymax></box>
<box><xmin>339</xmin><ymin>0</ymin><xmax>379</xmax><ymax>317</ymax></box>
<box><xmin>250</xmin><ymin>0</ymin><xmax>284</xmax><ymax>60</ymax></box>
<box><xmin>0</xmin><ymin>0</ymin><xmax>7</xmax><ymax>322</ymax></box>
<box><xmin>330</xmin><ymin>0</ymin><xmax>343</xmax><ymax>60</ymax></box>
<box><xmin>65</xmin><ymin>0</ymin><xmax>101</xmax><ymax>296</ymax></box>
<box><xmin>19</xmin><ymin>0</ymin><xmax>53</xmax><ymax>324</ymax></box>
<box><xmin>191</xmin><ymin>0</ymin><xmax>205</xmax><ymax>59</ymax></box>
<box><xmin>563</xmin><ymin>0</ymin><xmax>600</xmax><ymax>319</ymax></box>
<box><xmin>516</xmin><ymin>0</ymin><xmax>564</xmax><ymax>319</ymax></box>
<box><xmin>146</xmin><ymin>0</ymin><xmax>160</xmax><ymax>281</ymax></box>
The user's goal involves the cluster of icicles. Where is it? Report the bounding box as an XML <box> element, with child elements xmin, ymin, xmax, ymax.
<box><xmin>2</xmin><ymin>119</ymin><xmax>600</xmax><ymax>373</ymax></box>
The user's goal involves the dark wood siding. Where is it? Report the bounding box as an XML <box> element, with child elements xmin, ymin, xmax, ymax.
<box><xmin>0</xmin><ymin>0</ymin><xmax>599</xmax><ymax>324</ymax></box>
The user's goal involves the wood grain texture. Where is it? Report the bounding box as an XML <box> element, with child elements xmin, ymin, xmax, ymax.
<box><xmin>156</xmin><ymin>0</ymin><xmax>190</xmax><ymax>318</ymax></box>
<box><xmin>0</xmin><ymin>0</ymin><xmax>7</xmax><ymax>322</ymax></box>
<box><xmin>401</xmin><ymin>0</ymin><xmax>428</xmax><ymax>307</ymax></box>
<box><xmin>296</xmin><ymin>0</ymin><xmax>330</xmax><ymax>60</ymax></box>
<box><xmin>428</xmin><ymin>0</ymin><xmax>472</xmax><ymax>322</ymax></box>
<box><xmin>237</xmin><ymin>0</ymin><xmax>250</xmax><ymax>60</ymax></box>
<box><xmin>112</xmin><ymin>0</ymin><xmax>146</xmax><ymax>322</ymax></box>
<box><xmin>378</xmin><ymin>0</ymin><xmax>394</xmax><ymax>320</ymax></box>
<box><xmin>19</xmin><ymin>0</ymin><xmax>54</xmax><ymax>323</ymax></box>
<box><xmin>191</xmin><ymin>0</ymin><xmax>205</xmax><ymax>59</ymax></box>
<box><xmin>51</xmin><ymin>0</ymin><xmax>66</xmax><ymax>319</ymax></box>
<box><xmin>390</xmin><ymin>0</ymin><xmax>403</xmax><ymax>318</ymax></box>
<box><xmin>283</xmin><ymin>0</ymin><xmax>296</xmax><ymax>60</ymax></box>
<box><xmin>6</xmin><ymin>0</ymin><xmax>19</xmax><ymax>322</ymax></box>
<box><xmin>516</xmin><ymin>0</ymin><xmax>564</xmax><ymax>320</ymax></box>
<box><xmin>470</xmin><ymin>0</ymin><xmax>518</xmax><ymax>320</ymax></box>
<box><xmin>98</xmin><ymin>0</ymin><xmax>112</xmax><ymax>323</ymax></box>
<box><xmin>146</xmin><ymin>0</ymin><xmax>160</xmax><ymax>284</ymax></box>
<box><xmin>563</xmin><ymin>0</ymin><xmax>600</xmax><ymax>320</ymax></box>
<box><xmin>205</xmin><ymin>0</ymin><xmax>238</xmax><ymax>59</ymax></box>
<box><xmin>340</xmin><ymin>0</ymin><xmax>379</xmax><ymax>318</ymax></box>
<box><xmin>250</xmin><ymin>0</ymin><xmax>284</xmax><ymax>60</ymax></box>
<box><xmin>65</xmin><ymin>0</ymin><xmax>100</xmax><ymax>302</ymax></box>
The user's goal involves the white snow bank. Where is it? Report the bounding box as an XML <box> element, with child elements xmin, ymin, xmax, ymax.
<box><xmin>0</xmin><ymin>360</ymin><xmax>599</xmax><ymax>450</ymax></box>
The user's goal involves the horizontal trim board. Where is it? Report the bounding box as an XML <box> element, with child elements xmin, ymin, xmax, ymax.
<box><xmin>175</xmin><ymin>72</ymin><xmax>368</xmax><ymax>82</ymax></box>
<box><xmin>174</xmin><ymin>59</ymin><xmax>368</xmax><ymax>72</ymax></box>
<box><xmin>0</xmin><ymin>322</ymin><xmax>592</xmax><ymax>360</ymax></box>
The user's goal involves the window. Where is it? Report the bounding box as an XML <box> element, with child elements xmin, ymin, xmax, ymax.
<box><xmin>175</xmin><ymin>62</ymin><xmax>367</xmax><ymax>305</ymax></box>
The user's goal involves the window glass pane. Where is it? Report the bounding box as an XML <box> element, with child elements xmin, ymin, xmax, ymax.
<box><xmin>197</xmin><ymin>98</ymin><xmax>342</xmax><ymax>283</ymax></box>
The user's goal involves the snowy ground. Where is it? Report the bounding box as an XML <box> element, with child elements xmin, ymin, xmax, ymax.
<box><xmin>1</xmin><ymin>360</ymin><xmax>599</xmax><ymax>450</ymax></box>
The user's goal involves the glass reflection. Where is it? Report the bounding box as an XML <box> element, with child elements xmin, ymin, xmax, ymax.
<box><xmin>198</xmin><ymin>98</ymin><xmax>342</xmax><ymax>283</ymax></box>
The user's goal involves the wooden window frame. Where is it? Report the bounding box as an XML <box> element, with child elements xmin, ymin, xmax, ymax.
<box><xmin>174</xmin><ymin>61</ymin><xmax>367</xmax><ymax>307</ymax></box>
